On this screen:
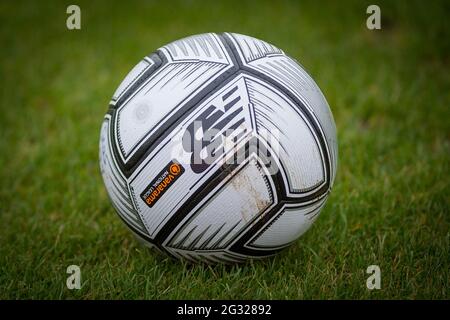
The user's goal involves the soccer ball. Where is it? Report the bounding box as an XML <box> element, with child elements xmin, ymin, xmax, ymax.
<box><xmin>99</xmin><ymin>33</ymin><xmax>337</xmax><ymax>263</ymax></box>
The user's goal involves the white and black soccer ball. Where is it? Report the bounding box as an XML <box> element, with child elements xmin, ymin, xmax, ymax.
<box><xmin>99</xmin><ymin>33</ymin><xmax>338</xmax><ymax>263</ymax></box>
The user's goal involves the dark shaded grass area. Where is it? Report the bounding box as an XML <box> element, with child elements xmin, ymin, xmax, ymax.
<box><xmin>0</xmin><ymin>0</ymin><xmax>448</xmax><ymax>299</ymax></box>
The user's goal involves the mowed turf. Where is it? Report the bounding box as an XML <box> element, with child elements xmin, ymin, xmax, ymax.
<box><xmin>0</xmin><ymin>0</ymin><xmax>448</xmax><ymax>299</ymax></box>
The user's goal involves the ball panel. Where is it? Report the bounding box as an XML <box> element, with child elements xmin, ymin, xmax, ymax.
<box><xmin>250</xmin><ymin>198</ymin><xmax>327</xmax><ymax>249</ymax></box>
<box><xmin>99</xmin><ymin>117</ymin><xmax>149</xmax><ymax>236</ymax></box>
<box><xmin>223</xmin><ymin>32</ymin><xmax>284</xmax><ymax>64</ymax></box>
<box><xmin>245</xmin><ymin>77</ymin><xmax>326</xmax><ymax>193</ymax></box>
<box><xmin>112</xmin><ymin>58</ymin><xmax>154</xmax><ymax>102</ymax></box>
<box><xmin>115</xmin><ymin>34</ymin><xmax>236</xmax><ymax>162</ymax></box>
<box><xmin>226</xmin><ymin>32</ymin><xmax>338</xmax><ymax>183</ymax></box>
<box><xmin>167</xmin><ymin>247</ymin><xmax>252</xmax><ymax>264</ymax></box>
<box><xmin>160</xmin><ymin>33</ymin><xmax>230</xmax><ymax>64</ymax></box>
<box><xmin>165</xmin><ymin>159</ymin><xmax>273</xmax><ymax>251</ymax></box>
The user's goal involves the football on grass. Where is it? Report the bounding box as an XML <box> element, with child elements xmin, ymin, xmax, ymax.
<box><xmin>99</xmin><ymin>33</ymin><xmax>338</xmax><ymax>263</ymax></box>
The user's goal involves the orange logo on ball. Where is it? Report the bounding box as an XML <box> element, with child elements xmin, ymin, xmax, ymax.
<box><xmin>169</xmin><ymin>163</ymin><xmax>181</xmax><ymax>175</ymax></box>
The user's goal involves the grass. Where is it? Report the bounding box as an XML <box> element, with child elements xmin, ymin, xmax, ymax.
<box><xmin>0</xmin><ymin>0</ymin><xmax>448</xmax><ymax>299</ymax></box>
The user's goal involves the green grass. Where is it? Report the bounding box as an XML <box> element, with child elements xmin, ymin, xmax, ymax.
<box><xmin>0</xmin><ymin>0</ymin><xmax>448</xmax><ymax>299</ymax></box>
